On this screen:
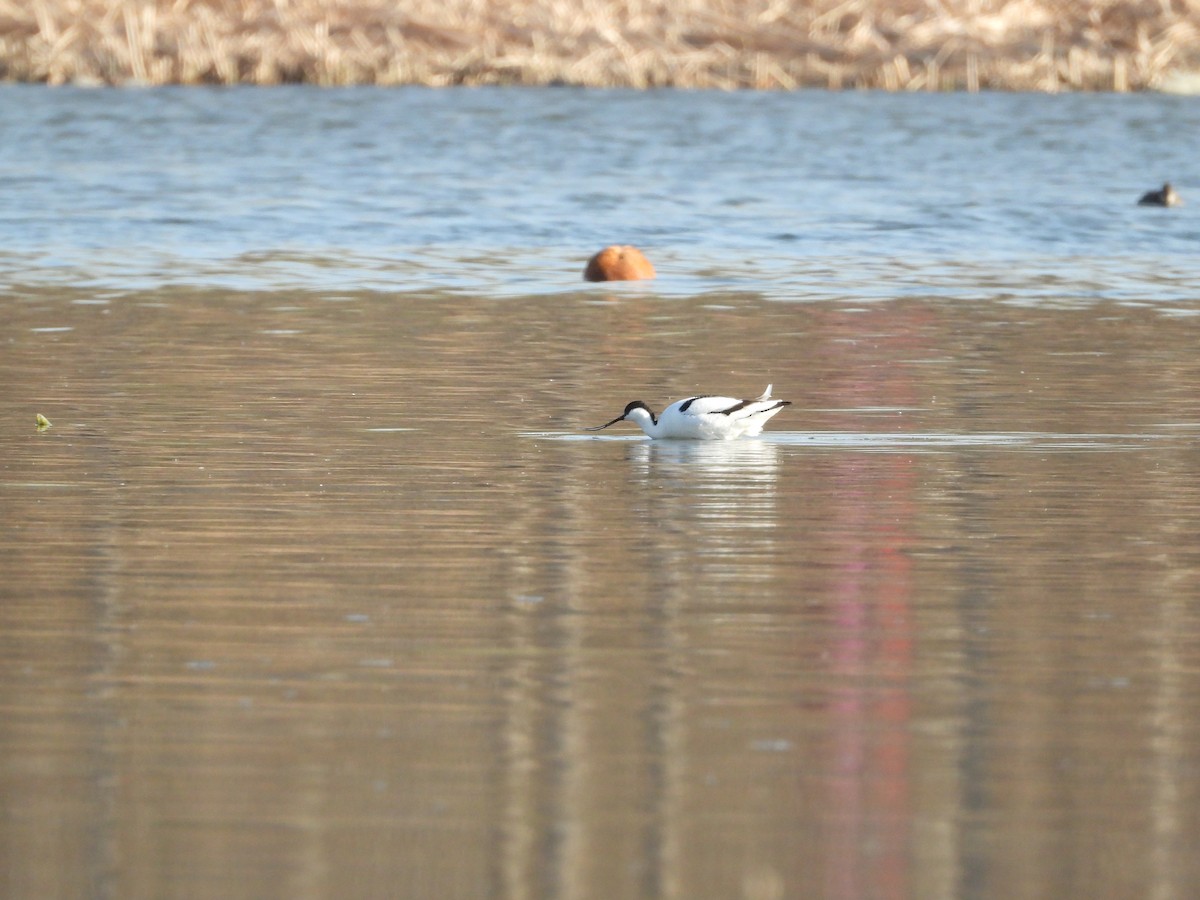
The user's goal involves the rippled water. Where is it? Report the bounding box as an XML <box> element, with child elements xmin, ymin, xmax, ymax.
<box><xmin>2</xmin><ymin>85</ymin><xmax>1199</xmax><ymax>297</ymax></box>
<box><xmin>3</xmin><ymin>87</ymin><xmax>1200</xmax><ymax>899</ymax></box>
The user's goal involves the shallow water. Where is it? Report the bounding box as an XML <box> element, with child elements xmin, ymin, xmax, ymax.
<box><xmin>3</xmin><ymin>87</ymin><xmax>1200</xmax><ymax>899</ymax></box>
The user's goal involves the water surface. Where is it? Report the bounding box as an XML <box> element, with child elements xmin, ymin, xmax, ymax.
<box><xmin>1</xmin><ymin>85</ymin><xmax>1198</xmax><ymax>296</ymax></box>
<box><xmin>2</xmin><ymin>87</ymin><xmax>1200</xmax><ymax>899</ymax></box>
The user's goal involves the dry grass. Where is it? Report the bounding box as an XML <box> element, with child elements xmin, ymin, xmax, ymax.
<box><xmin>2</xmin><ymin>0</ymin><xmax>1199</xmax><ymax>90</ymax></box>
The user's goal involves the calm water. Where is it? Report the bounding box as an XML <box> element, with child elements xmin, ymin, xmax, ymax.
<box><xmin>2</xmin><ymin>87</ymin><xmax>1200</xmax><ymax>899</ymax></box>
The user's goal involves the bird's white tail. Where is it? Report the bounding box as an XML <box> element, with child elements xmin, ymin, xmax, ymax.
<box><xmin>754</xmin><ymin>384</ymin><xmax>773</xmax><ymax>401</ymax></box>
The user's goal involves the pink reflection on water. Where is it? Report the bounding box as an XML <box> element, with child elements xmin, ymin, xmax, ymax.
<box><xmin>817</xmin><ymin>308</ymin><xmax>922</xmax><ymax>900</ymax></box>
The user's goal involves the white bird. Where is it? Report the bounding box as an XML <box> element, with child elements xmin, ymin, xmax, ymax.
<box><xmin>586</xmin><ymin>384</ymin><xmax>791</xmax><ymax>440</ymax></box>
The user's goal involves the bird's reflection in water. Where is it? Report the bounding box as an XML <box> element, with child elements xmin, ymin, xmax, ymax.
<box><xmin>626</xmin><ymin>440</ymin><xmax>783</xmax><ymax>580</ymax></box>
<box><xmin>628</xmin><ymin>437</ymin><xmax>780</xmax><ymax>485</ymax></box>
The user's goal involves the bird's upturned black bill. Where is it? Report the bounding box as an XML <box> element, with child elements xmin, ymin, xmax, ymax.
<box><xmin>585</xmin><ymin>414</ymin><xmax>625</xmax><ymax>431</ymax></box>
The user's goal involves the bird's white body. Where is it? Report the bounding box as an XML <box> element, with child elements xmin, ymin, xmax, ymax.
<box><xmin>587</xmin><ymin>384</ymin><xmax>790</xmax><ymax>440</ymax></box>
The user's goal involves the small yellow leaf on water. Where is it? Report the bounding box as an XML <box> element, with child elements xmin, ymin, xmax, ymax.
<box><xmin>35</xmin><ymin>413</ymin><xmax>51</xmax><ymax>430</ymax></box>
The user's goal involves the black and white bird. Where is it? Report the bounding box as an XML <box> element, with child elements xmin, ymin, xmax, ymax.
<box><xmin>587</xmin><ymin>384</ymin><xmax>790</xmax><ymax>440</ymax></box>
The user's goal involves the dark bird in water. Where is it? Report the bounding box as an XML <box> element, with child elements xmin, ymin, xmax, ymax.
<box><xmin>1138</xmin><ymin>183</ymin><xmax>1181</xmax><ymax>207</ymax></box>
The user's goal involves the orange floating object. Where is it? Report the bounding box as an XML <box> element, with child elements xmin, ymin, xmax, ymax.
<box><xmin>583</xmin><ymin>245</ymin><xmax>656</xmax><ymax>282</ymax></box>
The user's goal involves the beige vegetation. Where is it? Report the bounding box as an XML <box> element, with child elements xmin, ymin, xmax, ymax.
<box><xmin>2</xmin><ymin>0</ymin><xmax>1199</xmax><ymax>91</ymax></box>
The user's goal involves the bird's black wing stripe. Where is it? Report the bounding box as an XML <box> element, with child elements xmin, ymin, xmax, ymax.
<box><xmin>716</xmin><ymin>399</ymin><xmax>791</xmax><ymax>416</ymax></box>
<box><xmin>679</xmin><ymin>396</ymin><xmax>709</xmax><ymax>413</ymax></box>
<box><xmin>716</xmin><ymin>399</ymin><xmax>752</xmax><ymax>415</ymax></box>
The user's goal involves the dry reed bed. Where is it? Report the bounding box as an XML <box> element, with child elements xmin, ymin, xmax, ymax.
<box><xmin>2</xmin><ymin>0</ymin><xmax>1199</xmax><ymax>90</ymax></box>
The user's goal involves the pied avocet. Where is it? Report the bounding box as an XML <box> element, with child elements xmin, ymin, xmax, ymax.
<box><xmin>586</xmin><ymin>384</ymin><xmax>790</xmax><ymax>440</ymax></box>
